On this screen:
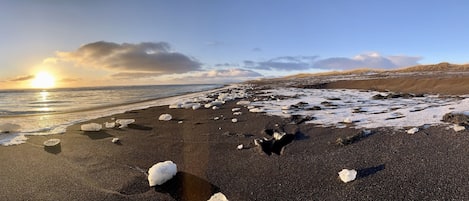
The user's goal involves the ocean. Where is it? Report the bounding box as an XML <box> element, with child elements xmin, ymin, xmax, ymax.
<box><xmin>0</xmin><ymin>84</ymin><xmax>223</xmax><ymax>145</ymax></box>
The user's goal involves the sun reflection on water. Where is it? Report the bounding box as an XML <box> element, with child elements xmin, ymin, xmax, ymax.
<box><xmin>38</xmin><ymin>90</ymin><xmax>51</xmax><ymax>112</ymax></box>
<box><xmin>40</xmin><ymin>91</ymin><xmax>49</xmax><ymax>101</ymax></box>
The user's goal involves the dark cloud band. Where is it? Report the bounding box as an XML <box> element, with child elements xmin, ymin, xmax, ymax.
<box><xmin>56</xmin><ymin>41</ymin><xmax>201</xmax><ymax>74</ymax></box>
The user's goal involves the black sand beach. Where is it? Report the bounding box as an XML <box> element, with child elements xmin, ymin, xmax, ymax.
<box><xmin>2</xmin><ymin>74</ymin><xmax>469</xmax><ymax>200</ymax></box>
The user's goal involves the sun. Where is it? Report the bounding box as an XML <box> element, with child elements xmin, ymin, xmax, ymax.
<box><xmin>31</xmin><ymin>71</ymin><xmax>56</xmax><ymax>89</ymax></box>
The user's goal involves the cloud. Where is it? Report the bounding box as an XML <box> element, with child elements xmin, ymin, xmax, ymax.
<box><xmin>59</xmin><ymin>78</ymin><xmax>81</xmax><ymax>83</ymax></box>
<box><xmin>252</xmin><ymin>48</ymin><xmax>262</xmax><ymax>52</ymax></box>
<box><xmin>244</xmin><ymin>56</ymin><xmax>319</xmax><ymax>71</ymax></box>
<box><xmin>206</xmin><ymin>41</ymin><xmax>224</xmax><ymax>47</ymax></box>
<box><xmin>387</xmin><ymin>55</ymin><xmax>422</xmax><ymax>67</ymax></box>
<box><xmin>111</xmin><ymin>72</ymin><xmax>163</xmax><ymax>79</ymax></box>
<box><xmin>55</xmin><ymin>41</ymin><xmax>201</xmax><ymax>74</ymax></box>
<box><xmin>10</xmin><ymin>75</ymin><xmax>34</xmax><ymax>82</ymax></box>
<box><xmin>214</xmin><ymin>63</ymin><xmax>239</xmax><ymax>67</ymax></box>
<box><xmin>162</xmin><ymin>68</ymin><xmax>262</xmax><ymax>84</ymax></box>
<box><xmin>180</xmin><ymin>68</ymin><xmax>261</xmax><ymax>79</ymax></box>
<box><xmin>313</xmin><ymin>52</ymin><xmax>422</xmax><ymax>70</ymax></box>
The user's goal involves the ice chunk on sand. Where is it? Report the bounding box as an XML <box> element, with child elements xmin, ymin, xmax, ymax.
<box><xmin>338</xmin><ymin>169</ymin><xmax>357</xmax><ymax>183</ymax></box>
<box><xmin>182</xmin><ymin>103</ymin><xmax>194</xmax><ymax>109</ymax></box>
<box><xmin>0</xmin><ymin>123</ymin><xmax>21</xmax><ymax>133</ymax></box>
<box><xmin>112</xmin><ymin>138</ymin><xmax>120</xmax><ymax>143</ymax></box>
<box><xmin>233</xmin><ymin>112</ymin><xmax>242</xmax><ymax>116</ymax></box>
<box><xmin>249</xmin><ymin>108</ymin><xmax>265</xmax><ymax>113</ymax></box>
<box><xmin>407</xmin><ymin>127</ymin><xmax>419</xmax><ymax>134</ymax></box>
<box><xmin>343</xmin><ymin>118</ymin><xmax>353</xmax><ymax>124</ymax></box>
<box><xmin>231</xmin><ymin>108</ymin><xmax>241</xmax><ymax>112</ymax></box>
<box><xmin>281</xmin><ymin>105</ymin><xmax>291</xmax><ymax>110</ymax></box>
<box><xmin>207</xmin><ymin>192</ymin><xmax>229</xmax><ymax>201</ymax></box>
<box><xmin>116</xmin><ymin>119</ymin><xmax>135</xmax><ymax>128</ymax></box>
<box><xmin>169</xmin><ymin>103</ymin><xmax>182</xmax><ymax>109</ymax></box>
<box><xmin>205</xmin><ymin>101</ymin><xmax>224</xmax><ymax>108</ymax></box>
<box><xmin>236</xmin><ymin>100</ymin><xmax>251</xmax><ymax>106</ymax></box>
<box><xmin>231</xmin><ymin>118</ymin><xmax>238</xmax><ymax>123</ymax></box>
<box><xmin>81</xmin><ymin>123</ymin><xmax>102</xmax><ymax>131</ymax></box>
<box><xmin>148</xmin><ymin>161</ymin><xmax>177</xmax><ymax>186</ymax></box>
<box><xmin>273</xmin><ymin>132</ymin><xmax>286</xmax><ymax>140</ymax></box>
<box><xmin>453</xmin><ymin>125</ymin><xmax>466</xmax><ymax>132</ymax></box>
<box><xmin>43</xmin><ymin>139</ymin><xmax>61</xmax><ymax>147</ymax></box>
<box><xmin>158</xmin><ymin>114</ymin><xmax>172</xmax><ymax>121</ymax></box>
<box><xmin>192</xmin><ymin>103</ymin><xmax>201</xmax><ymax>110</ymax></box>
<box><xmin>237</xmin><ymin>144</ymin><xmax>244</xmax><ymax>150</ymax></box>
<box><xmin>104</xmin><ymin>122</ymin><xmax>116</xmax><ymax>128</ymax></box>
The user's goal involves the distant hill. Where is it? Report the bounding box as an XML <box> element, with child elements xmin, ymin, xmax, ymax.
<box><xmin>394</xmin><ymin>62</ymin><xmax>469</xmax><ymax>72</ymax></box>
<box><xmin>284</xmin><ymin>68</ymin><xmax>383</xmax><ymax>79</ymax></box>
<box><xmin>285</xmin><ymin>62</ymin><xmax>469</xmax><ymax>79</ymax></box>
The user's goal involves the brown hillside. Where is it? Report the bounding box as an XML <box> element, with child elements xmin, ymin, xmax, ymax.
<box><xmin>284</xmin><ymin>63</ymin><xmax>469</xmax><ymax>79</ymax></box>
<box><xmin>394</xmin><ymin>62</ymin><xmax>469</xmax><ymax>72</ymax></box>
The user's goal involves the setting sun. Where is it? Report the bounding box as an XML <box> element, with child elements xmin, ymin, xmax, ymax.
<box><xmin>31</xmin><ymin>71</ymin><xmax>56</xmax><ymax>88</ymax></box>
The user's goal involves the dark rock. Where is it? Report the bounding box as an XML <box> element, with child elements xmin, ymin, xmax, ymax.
<box><xmin>308</xmin><ymin>106</ymin><xmax>322</xmax><ymax>110</ymax></box>
<box><xmin>290</xmin><ymin>115</ymin><xmax>315</xmax><ymax>124</ymax></box>
<box><xmin>320</xmin><ymin>101</ymin><xmax>338</xmax><ymax>107</ymax></box>
<box><xmin>442</xmin><ymin>113</ymin><xmax>469</xmax><ymax>126</ymax></box>
<box><xmin>336</xmin><ymin>130</ymin><xmax>374</xmax><ymax>146</ymax></box>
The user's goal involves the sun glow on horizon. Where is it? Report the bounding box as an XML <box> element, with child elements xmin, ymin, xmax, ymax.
<box><xmin>31</xmin><ymin>71</ymin><xmax>56</xmax><ymax>89</ymax></box>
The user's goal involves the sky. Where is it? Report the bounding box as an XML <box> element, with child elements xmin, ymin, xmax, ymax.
<box><xmin>1</xmin><ymin>0</ymin><xmax>469</xmax><ymax>89</ymax></box>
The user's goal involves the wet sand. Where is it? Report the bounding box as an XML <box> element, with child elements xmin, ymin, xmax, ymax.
<box><xmin>2</xmin><ymin>75</ymin><xmax>469</xmax><ymax>200</ymax></box>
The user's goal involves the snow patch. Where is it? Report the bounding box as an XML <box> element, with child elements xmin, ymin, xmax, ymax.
<box><xmin>251</xmin><ymin>87</ymin><xmax>469</xmax><ymax>128</ymax></box>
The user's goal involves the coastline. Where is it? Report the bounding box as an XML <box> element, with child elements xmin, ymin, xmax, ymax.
<box><xmin>2</xmin><ymin>75</ymin><xmax>469</xmax><ymax>200</ymax></box>
<box><xmin>0</xmin><ymin>84</ymin><xmax>228</xmax><ymax>145</ymax></box>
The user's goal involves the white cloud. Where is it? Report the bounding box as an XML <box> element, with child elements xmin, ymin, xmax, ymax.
<box><xmin>387</xmin><ymin>55</ymin><xmax>422</xmax><ymax>67</ymax></box>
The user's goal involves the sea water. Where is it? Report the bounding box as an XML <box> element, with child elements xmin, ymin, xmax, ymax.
<box><xmin>0</xmin><ymin>84</ymin><xmax>222</xmax><ymax>145</ymax></box>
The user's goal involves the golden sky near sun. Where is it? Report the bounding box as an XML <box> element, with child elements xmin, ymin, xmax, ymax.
<box><xmin>31</xmin><ymin>71</ymin><xmax>56</xmax><ymax>89</ymax></box>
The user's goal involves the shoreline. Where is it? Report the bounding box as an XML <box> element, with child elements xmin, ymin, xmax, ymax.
<box><xmin>0</xmin><ymin>84</ymin><xmax>232</xmax><ymax>145</ymax></box>
<box><xmin>2</xmin><ymin>75</ymin><xmax>469</xmax><ymax>200</ymax></box>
